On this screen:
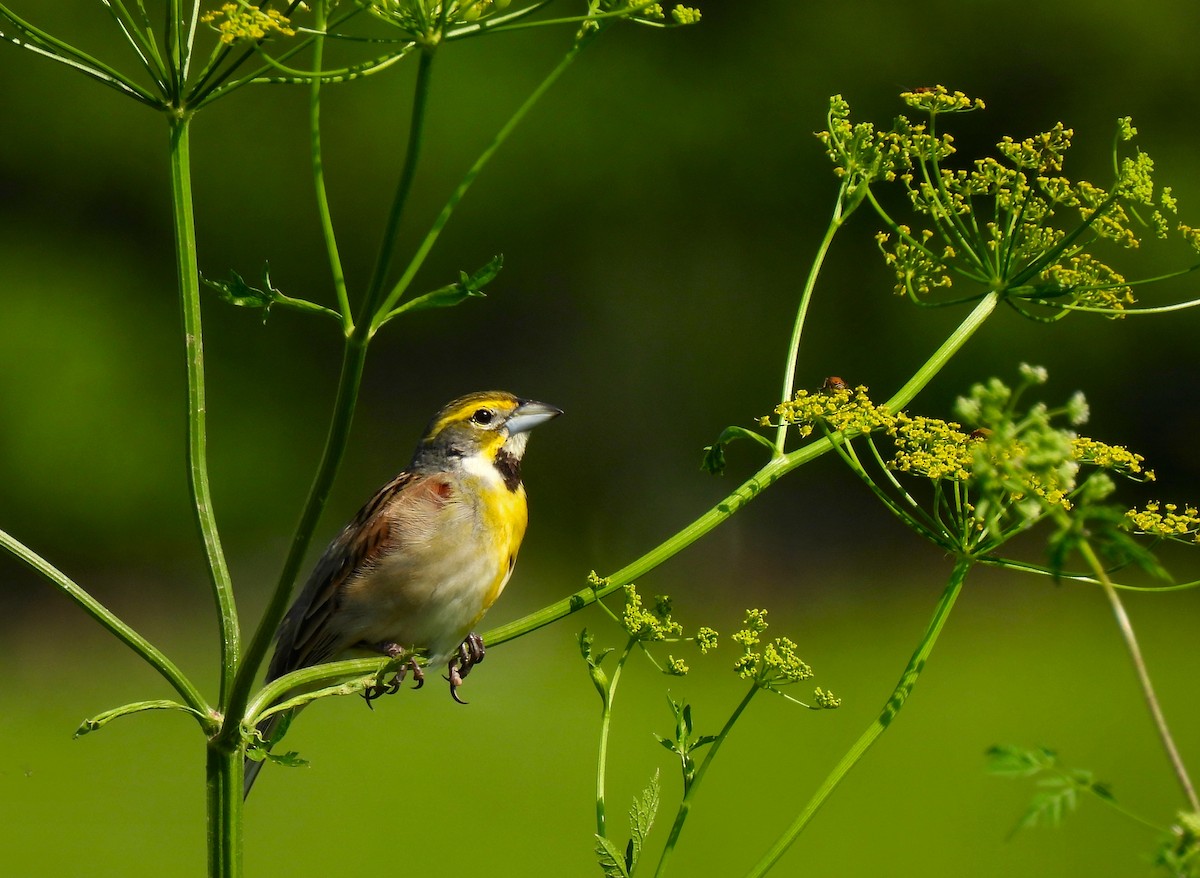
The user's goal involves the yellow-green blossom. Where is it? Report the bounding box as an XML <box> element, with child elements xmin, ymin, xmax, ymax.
<box><xmin>889</xmin><ymin>413</ymin><xmax>976</xmax><ymax>481</ymax></box>
<box><xmin>671</xmin><ymin>5</ymin><xmax>701</xmax><ymax>24</ymax></box>
<box><xmin>201</xmin><ymin>3</ymin><xmax>296</xmax><ymax>43</ymax></box>
<box><xmin>813</xmin><ymin>687</ymin><xmax>842</xmax><ymax>709</ymax></box>
<box><xmin>900</xmin><ymin>85</ymin><xmax>985</xmax><ymax>114</ymax></box>
<box><xmin>770</xmin><ymin>384</ymin><xmax>894</xmax><ymax>438</ymax></box>
<box><xmin>621</xmin><ymin>584</ymin><xmax>683</xmax><ymax>642</ymax></box>
<box><xmin>665</xmin><ymin>656</ymin><xmax>689</xmax><ymax>676</ymax></box>
<box><xmin>695</xmin><ymin>627</ymin><xmax>719</xmax><ymax>653</ymax></box>
<box><xmin>1073</xmin><ymin>437</ymin><xmax>1153</xmax><ymax>480</ymax></box>
<box><xmin>1126</xmin><ymin>501</ymin><xmax>1200</xmax><ymax>543</ymax></box>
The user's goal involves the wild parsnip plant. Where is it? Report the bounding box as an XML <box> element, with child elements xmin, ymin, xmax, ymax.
<box><xmin>566</xmin><ymin>89</ymin><xmax>1200</xmax><ymax>876</ymax></box>
<box><xmin>2</xmin><ymin>6</ymin><xmax>1198</xmax><ymax>874</ymax></box>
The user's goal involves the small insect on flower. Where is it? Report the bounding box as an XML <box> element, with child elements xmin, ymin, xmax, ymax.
<box><xmin>822</xmin><ymin>375</ymin><xmax>850</xmax><ymax>392</ymax></box>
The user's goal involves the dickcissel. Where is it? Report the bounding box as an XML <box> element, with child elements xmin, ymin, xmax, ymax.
<box><xmin>245</xmin><ymin>391</ymin><xmax>561</xmax><ymax>795</ymax></box>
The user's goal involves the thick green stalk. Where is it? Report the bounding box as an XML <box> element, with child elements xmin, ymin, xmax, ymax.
<box><xmin>168</xmin><ymin>115</ymin><xmax>239</xmax><ymax>703</ymax></box>
<box><xmin>206</xmin><ymin>743</ymin><xmax>243</xmax><ymax>878</ymax></box>
<box><xmin>744</xmin><ymin>557</ymin><xmax>971</xmax><ymax>877</ymax></box>
<box><xmin>485</xmin><ymin>293</ymin><xmax>999</xmax><ymax>648</ymax></box>
<box><xmin>654</xmin><ymin>685</ymin><xmax>759</xmax><ymax>878</ymax></box>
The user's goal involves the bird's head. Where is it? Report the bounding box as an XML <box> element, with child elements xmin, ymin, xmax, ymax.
<box><xmin>412</xmin><ymin>391</ymin><xmax>562</xmax><ymax>484</ymax></box>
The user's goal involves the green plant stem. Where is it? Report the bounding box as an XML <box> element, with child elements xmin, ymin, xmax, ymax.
<box><xmin>359</xmin><ymin>45</ymin><xmax>436</xmax><ymax>328</ymax></box>
<box><xmin>744</xmin><ymin>557</ymin><xmax>971</xmax><ymax>877</ymax></box>
<box><xmin>206</xmin><ymin>743</ymin><xmax>243</xmax><ymax>878</ymax></box>
<box><xmin>168</xmin><ymin>114</ymin><xmax>240</xmax><ymax>704</ymax></box>
<box><xmin>654</xmin><ymin>685</ymin><xmax>759</xmax><ymax>878</ymax></box>
<box><xmin>219</xmin><ymin>338</ymin><xmax>368</xmax><ymax>746</ymax></box>
<box><xmin>596</xmin><ymin>639</ymin><xmax>635</xmax><ymax>838</ymax></box>
<box><xmin>485</xmin><ymin>292</ymin><xmax>999</xmax><ymax>648</ymax></box>
<box><xmin>775</xmin><ymin>178</ymin><xmax>854</xmax><ymax>452</ymax></box>
<box><xmin>0</xmin><ymin>527</ymin><xmax>210</xmax><ymax>717</ymax></box>
<box><xmin>1077</xmin><ymin>539</ymin><xmax>1200</xmax><ymax>812</ymax></box>
<box><xmin>309</xmin><ymin>0</ymin><xmax>352</xmax><ymax>332</ymax></box>
<box><xmin>369</xmin><ymin>34</ymin><xmax>590</xmax><ymax>332</ymax></box>
<box><xmin>220</xmin><ymin>44</ymin><xmax>439</xmax><ymax>743</ymax></box>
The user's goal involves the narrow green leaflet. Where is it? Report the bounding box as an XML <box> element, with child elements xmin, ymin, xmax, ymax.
<box><xmin>200</xmin><ymin>263</ymin><xmax>340</xmax><ymax>323</ymax></box>
<box><xmin>75</xmin><ymin>699</ymin><xmax>206</xmax><ymax>738</ymax></box>
<box><xmin>383</xmin><ymin>254</ymin><xmax>504</xmax><ymax>322</ymax></box>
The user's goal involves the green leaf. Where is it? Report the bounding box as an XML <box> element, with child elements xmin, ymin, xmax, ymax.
<box><xmin>701</xmin><ymin>425</ymin><xmax>776</xmax><ymax>475</ymax></box>
<box><xmin>627</xmin><ymin>770</ymin><xmax>660</xmax><ymax>872</ymax></box>
<box><xmin>594</xmin><ymin>834</ymin><xmax>630</xmax><ymax>878</ymax></box>
<box><xmin>579</xmin><ymin>628</ymin><xmax>613</xmax><ymax>704</ymax></box>
<box><xmin>390</xmin><ymin>254</ymin><xmax>503</xmax><ymax>317</ymax></box>
<box><xmin>201</xmin><ymin>263</ymin><xmax>340</xmax><ymax>323</ymax></box>
<box><xmin>74</xmin><ymin>700</ymin><xmax>206</xmax><ymax>738</ymax></box>
<box><xmin>985</xmin><ymin>744</ymin><xmax>1057</xmax><ymax>777</ymax></box>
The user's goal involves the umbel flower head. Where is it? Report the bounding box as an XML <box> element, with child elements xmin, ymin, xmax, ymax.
<box><xmin>821</xmin><ymin>89</ymin><xmax>1199</xmax><ymax>319</ymax></box>
<box><xmin>730</xmin><ymin>609</ymin><xmax>838</xmax><ymax>709</ymax></box>
<box><xmin>201</xmin><ymin>3</ymin><xmax>297</xmax><ymax>43</ymax></box>
<box><xmin>767</xmin><ymin>367</ymin><xmax>1156</xmax><ymax>552</ymax></box>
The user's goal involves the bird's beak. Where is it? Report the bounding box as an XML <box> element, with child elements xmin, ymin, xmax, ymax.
<box><xmin>505</xmin><ymin>399</ymin><xmax>563</xmax><ymax>435</ymax></box>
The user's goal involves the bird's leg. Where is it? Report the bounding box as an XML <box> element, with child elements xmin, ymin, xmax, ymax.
<box><xmin>362</xmin><ymin>641</ymin><xmax>425</xmax><ymax>707</ymax></box>
<box><xmin>446</xmin><ymin>632</ymin><xmax>486</xmax><ymax>704</ymax></box>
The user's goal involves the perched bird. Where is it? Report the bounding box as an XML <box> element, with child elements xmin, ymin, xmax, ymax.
<box><xmin>245</xmin><ymin>391</ymin><xmax>561</xmax><ymax>795</ymax></box>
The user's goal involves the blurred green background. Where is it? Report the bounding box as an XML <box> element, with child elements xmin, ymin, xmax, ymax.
<box><xmin>2</xmin><ymin>1</ymin><xmax>1200</xmax><ymax>875</ymax></box>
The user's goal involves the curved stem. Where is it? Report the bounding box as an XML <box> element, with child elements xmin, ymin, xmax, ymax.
<box><xmin>745</xmin><ymin>557</ymin><xmax>971</xmax><ymax>877</ymax></box>
<box><xmin>485</xmin><ymin>292</ymin><xmax>998</xmax><ymax>648</ymax></box>
<box><xmin>1078</xmin><ymin>540</ymin><xmax>1200</xmax><ymax>812</ymax></box>
<box><xmin>169</xmin><ymin>115</ymin><xmax>239</xmax><ymax>704</ymax></box>
<box><xmin>369</xmin><ymin>36</ymin><xmax>589</xmax><ymax>332</ymax></box>
<box><xmin>0</xmin><ymin>527</ymin><xmax>209</xmax><ymax>716</ymax></box>
<box><xmin>219</xmin><ymin>338</ymin><xmax>368</xmax><ymax>745</ymax></box>
<box><xmin>774</xmin><ymin>179</ymin><xmax>852</xmax><ymax>452</ymax></box>
<box><xmin>596</xmin><ymin>639</ymin><xmax>635</xmax><ymax>838</ymax></box>
<box><xmin>359</xmin><ymin>46</ymin><xmax>437</xmax><ymax>329</ymax></box>
<box><xmin>654</xmin><ymin>685</ymin><xmax>759</xmax><ymax>878</ymax></box>
<box><xmin>308</xmin><ymin>0</ymin><xmax>352</xmax><ymax>332</ymax></box>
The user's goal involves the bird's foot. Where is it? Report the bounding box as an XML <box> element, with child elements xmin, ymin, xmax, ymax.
<box><xmin>445</xmin><ymin>632</ymin><xmax>486</xmax><ymax>705</ymax></box>
<box><xmin>362</xmin><ymin>642</ymin><xmax>425</xmax><ymax>708</ymax></box>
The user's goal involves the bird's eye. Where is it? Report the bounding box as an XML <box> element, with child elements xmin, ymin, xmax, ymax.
<box><xmin>471</xmin><ymin>408</ymin><xmax>494</xmax><ymax>426</ymax></box>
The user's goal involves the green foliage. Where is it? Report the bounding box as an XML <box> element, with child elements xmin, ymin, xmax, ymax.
<box><xmin>986</xmin><ymin>745</ymin><xmax>1113</xmax><ymax>838</ymax></box>
<box><xmin>654</xmin><ymin>698</ymin><xmax>717</xmax><ymax>794</ymax></box>
<box><xmin>595</xmin><ymin>771</ymin><xmax>660</xmax><ymax>877</ymax></box>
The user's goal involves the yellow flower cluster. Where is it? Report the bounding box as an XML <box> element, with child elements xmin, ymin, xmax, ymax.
<box><xmin>768</xmin><ymin>383</ymin><xmax>892</xmax><ymax>438</ymax></box>
<box><xmin>1126</xmin><ymin>502</ymin><xmax>1200</xmax><ymax>543</ymax></box>
<box><xmin>621</xmin><ymin>584</ymin><xmax>683</xmax><ymax>642</ymax></box>
<box><xmin>200</xmin><ymin>3</ymin><xmax>296</xmax><ymax>44</ymax></box>
<box><xmin>1072</xmin><ymin>437</ymin><xmax>1153</xmax><ymax>480</ymax></box>
<box><xmin>899</xmin><ymin>85</ymin><xmax>985</xmax><ymax>114</ymax></box>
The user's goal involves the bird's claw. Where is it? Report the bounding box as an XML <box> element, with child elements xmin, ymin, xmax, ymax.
<box><xmin>445</xmin><ymin>632</ymin><xmax>485</xmax><ymax>704</ymax></box>
<box><xmin>362</xmin><ymin>642</ymin><xmax>424</xmax><ymax>708</ymax></box>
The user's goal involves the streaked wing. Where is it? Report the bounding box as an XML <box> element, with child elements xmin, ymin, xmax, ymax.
<box><xmin>266</xmin><ymin>470</ymin><xmax>417</xmax><ymax>682</ymax></box>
